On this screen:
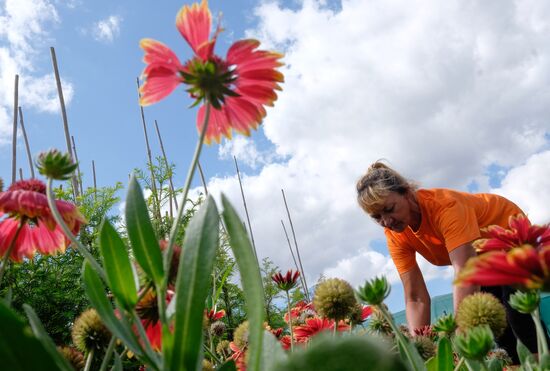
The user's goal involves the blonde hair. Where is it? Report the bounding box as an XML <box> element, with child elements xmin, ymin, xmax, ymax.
<box><xmin>356</xmin><ymin>161</ymin><xmax>417</xmax><ymax>214</ymax></box>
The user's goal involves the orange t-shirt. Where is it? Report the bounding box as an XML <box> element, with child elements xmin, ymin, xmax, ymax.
<box><xmin>385</xmin><ymin>188</ymin><xmax>524</xmax><ymax>275</ymax></box>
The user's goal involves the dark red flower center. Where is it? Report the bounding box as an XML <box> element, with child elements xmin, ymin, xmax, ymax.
<box><xmin>8</xmin><ymin>179</ymin><xmax>47</xmax><ymax>194</ymax></box>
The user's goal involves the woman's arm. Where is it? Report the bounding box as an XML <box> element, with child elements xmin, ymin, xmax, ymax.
<box><xmin>449</xmin><ymin>243</ymin><xmax>479</xmax><ymax>311</ymax></box>
<box><xmin>401</xmin><ymin>264</ymin><xmax>431</xmax><ymax>333</ymax></box>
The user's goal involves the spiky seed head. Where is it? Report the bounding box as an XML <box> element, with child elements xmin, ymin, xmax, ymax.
<box><xmin>487</xmin><ymin>348</ymin><xmax>513</xmax><ymax>366</ymax></box>
<box><xmin>36</xmin><ymin>149</ymin><xmax>78</xmax><ymax>180</ymax></box>
<box><xmin>216</xmin><ymin>340</ymin><xmax>231</xmax><ymax>356</ymax></box>
<box><xmin>349</xmin><ymin>302</ymin><xmax>365</xmax><ymax>325</ymax></box>
<box><xmin>210</xmin><ymin>321</ymin><xmax>226</xmax><ymax>337</ymax></box>
<box><xmin>413</xmin><ymin>336</ymin><xmax>436</xmax><ymax>361</ymax></box>
<box><xmin>233</xmin><ymin>321</ymin><xmax>249</xmax><ymax>349</ymax></box>
<box><xmin>57</xmin><ymin>346</ymin><xmax>86</xmax><ymax>370</ymax></box>
<box><xmin>454</xmin><ymin>325</ymin><xmax>495</xmax><ymax>361</ymax></box>
<box><xmin>356</xmin><ymin>276</ymin><xmax>390</xmax><ymax>305</ymax></box>
<box><xmin>509</xmin><ymin>290</ymin><xmax>540</xmax><ymax>314</ymax></box>
<box><xmin>202</xmin><ymin>359</ymin><xmax>214</xmax><ymax>371</ymax></box>
<box><xmin>368</xmin><ymin>308</ymin><xmax>393</xmax><ymax>335</ymax></box>
<box><xmin>456</xmin><ymin>292</ymin><xmax>507</xmax><ymax>338</ymax></box>
<box><xmin>71</xmin><ymin>308</ymin><xmax>111</xmax><ymax>353</ymax></box>
<box><xmin>313</xmin><ymin>278</ymin><xmax>357</xmax><ymax>321</ymax></box>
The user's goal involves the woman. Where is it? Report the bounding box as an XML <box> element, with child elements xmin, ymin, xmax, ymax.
<box><xmin>356</xmin><ymin>161</ymin><xmax>538</xmax><ymax>362</ymax></box>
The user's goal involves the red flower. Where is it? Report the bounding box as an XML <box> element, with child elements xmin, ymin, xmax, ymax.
<box><xmin>476</xmin><ymin>215</ymin><xmax>550</xmax><ymax>252</ymax></box>
<box><xmin>270</xmin><ymin>327</ymin><xmax>283</xmax><ymax>339</ymax></box>
<box><xmin>284</xmin><ymin>300</ymin><xmax>316</xmax><ymax>323</ymax></box>
<box><xmin>361</xmin><ymin>305</ymin><xmax>373</xmax><ymax>321</ymax></box>
<box><xmin>456</xmin><ymin>245</ymin><xmax>550</xmax><ymax>290</ymax></box>
<box><xmin>0</xmin><ymin>179</ymin><xmax>85</xmax><ymax>262</ymax></box>
<box><xmin>272</xmin><ymin>269</ymin><xmax>300</xmax><ymax>291</ymax></box>
<box><xmin>413</xmin><ymin>325</ymin><xmax>435</xmax><ymax>338</ymax></box>
<box><xmin>229</xmin><ymin>341</ymin><xmax>247</xmax><ymax>371</ymax></box>
<box><xmin>136</xmin><ymin>289</ymin><xmax>175</xmax><ymax>351</ymax></box>
<box><xmin>139</xmin><ymin>0</ymin><xmax>284</xmax><ymax>144</ymax></box>
<box><xmin>205</xmin><ymin>308</ymin><xmax>225</xmax><ymax>322</ymax></box>
<box><xmin>280</xmin><ymin>335</ymin><xmax>291</xmax><ymax>350</ymax></box>
<box><xmin>293</xmin><ymin>317</ymin><xmax>350</xmax><ymax>343</ymax></box>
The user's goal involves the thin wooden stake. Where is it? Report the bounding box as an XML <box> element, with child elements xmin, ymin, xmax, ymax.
<box><xmin>281</xmin><ymin>189</ymin><xmax>310</xmax><ymax>300</ymax></box>
<box><xmin>234</xmin><ymin>157</ymin><xmax>258</xmax><ymax>261</ymax></box>
<box><xmin>197</xmin><ymin>161</ymin><xmax>209</xmax><ymax>195</ymax></box>
<box><xmin>51</xmin><ymin>47</ymin><xmax>79</xmax><ymax>199</ymax></box>
<box><xmin>136</xmin><ymin>78</ymin><xmax>162</xmax><ymax>223</ymax></box>
<box><xmin>92</xmin><ymin>160</ymin><xmax>97</xmax><ymax>200</ymax></box>
<box><xmin>153</xmin><ymin>120</ymin><xmax>178</xmax><ymax>213</ymax></box>
<box><xmin>19</xmin><ymin>168</ymin><xmax>23</xmax><ymax>181</ymax></box>
<box><xmin>11</xmin><ymin>74</ymin><xmax>19</xmax><ymax>185</ymax></box>
<box><xmin>71</xmin><ymin>136</ymin><xmax>84</xmax><ymax>196</ymax></box>
<box><xmin>281</xmin><ymin>219</ymin><xmax>308</xmax><ymax>299</ymax></box>
<box><xmin>18</xmin><ymin>107</ymin><xmax>34</xmax><ymax>178</ymax></box>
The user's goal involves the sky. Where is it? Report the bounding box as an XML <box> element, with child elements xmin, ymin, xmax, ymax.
<box><xmin>1</xmin><ymin>0</ymin><xmax>550</xmax><ymax>312</ymax></box>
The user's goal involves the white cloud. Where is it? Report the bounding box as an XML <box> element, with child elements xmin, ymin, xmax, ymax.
<box><xmin>92</xmin><ymin>15</ymin><xmax>122</xmax><ymax>43</ymax></box>
<box><xmin>197</xmin><ymin>0</ymin><xmax>550</xmax><ymax>297</ymax></box>
<box><xmin>218</xmin><ymin>136</ymin><xmax>282</xmax><ymax>169</ymax></box>
<box><xmin>0</xmin><ymin>0</ymin><xmax>74</xmax><ymax>146</ymax></box>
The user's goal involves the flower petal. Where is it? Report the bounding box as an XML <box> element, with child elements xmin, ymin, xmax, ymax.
<box><xmin>175</xmin><ymin>0</ymin><xmax>213</xmax><ymax>60</ymax></box>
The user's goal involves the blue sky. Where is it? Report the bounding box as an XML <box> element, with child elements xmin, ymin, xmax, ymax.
<box><xmin>2</xmin><ymin>0</ymin><xmax>550</xmax><ymax>313</ymax></box>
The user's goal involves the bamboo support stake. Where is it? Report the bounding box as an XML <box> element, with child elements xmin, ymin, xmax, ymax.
<box><xmin>154</xmin><ymin>120</ymin><xmax>178</xmax><ymax>213</ymax></box>
<box><xmin>18</xmin><ymin>107</ymin><xmax>35</xmax><ymax>178</ymax></box>
<box><xmin>71</xmin><ymin>136</ymin><xmax>84</xmax><ymax>196</ymax></box>
<box><xmin>281</xmin><ymin>188</ymin><xmax>310</xmax><ymax>300</ymax></box>
<box><xmin>92</xmin><ymin>160</ymin><xmax>97</xmax><ymax>200</ymax></box>
<box><xmin>136</xmin><ymin>78</ymin><xmax>162</xmax><ymax>223</ymax></box>
<box><xmin>11</xmin><ymin>74</ymin><xmax>19</xmax><ymax>185</ymax></box>
<box><xmin>234</xmin><ymin>157</ymin><xmax>258</xmax><ymax>261</ymax></box>
<box><xmin>281</xmin><ymin>219</ymin><xmax>308</xmax><ymax>298</ymax></box>
<box><xmin>197</xmin><ymin>161</ymin><xmax>209</xmax><ymax>195</ymax></box>
<box><xmin>51</xmin><ymin>47</ymin><xmax>79</xmax><ymax>199</ymax></box>
<box><xmin>19</xmin><ymin>168</ymin><xmax>23</xmax><ymax>181</ymax></box>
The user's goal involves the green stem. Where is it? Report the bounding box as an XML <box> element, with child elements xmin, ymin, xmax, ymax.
<box><xmin>532</xmin><ymin>308</ymin><xmax>548</xmax><ymax>356</ymax></box>
<box><xmin>203</xmin><ymin>343</ymin><xmax>222</xmax><ymax>365</ymax></box>
<box><xmin>286</xmin><ymin>291</ymin><xmax>294</xmax><ymax>352</ymax></box>
<box><xmin>99</xmin><ymin>337</ymin><xmax>116</xmax><ymax>371</ymax></box>
<box><xmin>0</xmin><ymin>219</ymin><xmax>25</xmax><ymax>286</ymax></box>
<box><xmin>45</xmin><ymin>178</ymin><xmax>106</xmax><ymax>280</ymax></box>
<box><xmin>378</xmin><ymin>304</ymin><xmax>422</xmax><ymax>371</ymax></box>
<box><xmin>453</xmin><ymin>357</ymin><xmax>464</xmax><ymax>371</ymax></box>
<box><xmin>84</xmin><ymin>348</ymin><xmax>94</xmax><ymax>371</ymax></box>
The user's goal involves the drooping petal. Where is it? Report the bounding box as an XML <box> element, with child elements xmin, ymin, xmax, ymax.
<box><xmin>197</xmin><ymin>104</ymin><xmax>232</xmax><ymax>144</ymax></box>
<box><xmin>0</xmin><ymin>218</ymin><xmax>33</xmax><ymax>262</ymax></box>
<box><xmin>139</xmin><ymin>39</ymin><xmax>183</xmax><ymax>106</ymax></box>
<box><xmin>32</xmin><ymin>223</ymin><xmax>68</xmax><ymax>256</ymax></box>
<box><xmin>175</xmin><ymin>0</ymin><xmax>213</xmax><ymax>60</ymax></box>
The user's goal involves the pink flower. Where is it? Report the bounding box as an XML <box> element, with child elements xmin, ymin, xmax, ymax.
<box><xmin>0</xmin><ymin>179</ymin><xmax>86</xmax><ymax>261</ymax></box>
<box><xmin>294</xmin><ymin>317</ymin><xmax>349</xmax><ymax>343</ymax></box>
<box><xmin>272</xmin><ymin>269</ymin><xmax>300</xmax><ymax>291</ymax></box>
<box><xmin>139</xmin><ymin>0</ymin><xmax>284</xmax><ymax>144</ymax></box>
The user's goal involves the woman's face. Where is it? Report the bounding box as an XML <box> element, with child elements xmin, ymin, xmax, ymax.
<box><xmin>369</xmin><ymin>191</ymin><xmax>419</xmax><ymax>232</ymax></box>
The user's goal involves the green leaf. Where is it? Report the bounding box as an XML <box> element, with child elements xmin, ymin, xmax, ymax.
<box><xmin>221</xmin><ymin>194</ymin><xmax>266</xmax><ymax>371</ymax></box>
<box><xmin>168</xmin><ymin>196</ymin><xmax>219</xmax><ymax>371</ymax></box>
<box><xmin>99</xmin><ymin>219</ymin><xmax>138</xmax><ymax>310</ymax></box>
<box><xmin>274</xmin><ymin>334</ymin><xmax>408</xmax><ymax>370</ymax></box>
<box><xmin>112</xmin><ymin>352</ymin><xmax>123</xmax><ymax>371</ymax></box>
<box><xmin>396</xmin><ymin>339</ymin><xmax>426</xmax><ymax>371</ymax></box>
<box><xmin>0</xmin><ymin>300</ymin><xmax>62</xmax><ymax>370</ymax></box>
<box><xmin>82</xmin><ymin>261</ymin><xmax>144</xmax><ymax>359</ymax></box>
<box><xmin>435</xmin><ymin>337</ymin><xmax>454</xmax><ymax>371</ymax></box>
<box><xmin>517</xmin><ymin>339</ymin><xmax>534</xmax><ymax>366</ymax></box>
<box><xmin>261</xmin><ymin>330</ymin><xmax>287</xmax><ymax>371</ymax></box>
<box><xmin>213</xmin><ymin>262</ymin><xmax>235</xmax><ymax>305</ymax></box>
<box><xmin>216</xmin><ymin>360</ymin><xmax>237</xmax><ymax>371</ymax></box>
<box><xmin>126</xmin><ymin>176</ymin><xmax>164</xmax><ymax>285</ymax></box>
<box><xmin>486</xmin><ymin>358</ymin><xmax>504</xmax><ymax>371</ymax></box>
<box><xmin>23</xmin><ymin>304</ymin><xmax>74</xmax><ymax>371</ymax></box>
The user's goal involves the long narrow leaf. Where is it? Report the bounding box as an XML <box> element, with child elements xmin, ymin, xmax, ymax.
<box><xmin>435</xmin><ymin>337</ymin><xmax>454</xmax><ymax>371</ymax></box>
<box><xmin>99</xmin><ymin>219</ymin><xmax>138</xmax><ymax>310</ymax></box>
<box><xmin>213</xmin><ymin>262</ymin><xmax>235</xmax><ymax>305</ymax></box>
<box><xmin>23</xmin><ymin>304</ymin><xmax>74</xmax><ymax>371</ymax></box>
<box><xmin>168</xmin><ymin>196</ymin><xmax>219</xmax><ymax>371</ymax></box>
<box><xmin>221</xmin><ymin>194</ymin><xmax>266</xmax><ymax>371</ymax></box>
<box><xmin>126</xmin><ymin>176</ymin><xmax>164</xmax><ymax>285</ymax></box>
<box><xmin>82</xmin><ymin>261</ymin><xmax>144</xmax><ymax>359</ymax></box>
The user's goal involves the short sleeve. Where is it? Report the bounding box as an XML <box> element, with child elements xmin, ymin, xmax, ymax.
<box><xmin>385</xmin><ymin>229</ymin><xmax>416</xmax><ymax>275</ymax></box>
<box><xmin>435</xmin><ymin>200</ymin><xmax>481</xmax><ymax>252</ymax></box>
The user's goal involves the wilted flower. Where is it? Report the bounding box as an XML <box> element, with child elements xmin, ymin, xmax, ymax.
<box><xmin>509</xmin><ymin>290</ymin><xmax>540</xmax><ymax>314</ymax></box>
<box><xmin>272</xmin><ymin>269</ymin><xmax>300</xmax><ymax>292</ymax></box>
<box><xmin>139</xmin><ymin>0</ymin><xmax>284</xmax><ymax>144</ymax></box>
<box><xmin>356</xmin><ymin>276</ymin><xmax>391</xmax><ymax>306</ymax></box>
<box><xmin>205</xmin><ymin>308</ymin><xmax>226</xmax><ymax>323</ymax></box>
<box><xmin>475</xmin><ymin>215</ymin><xmax>550</xmax><ymax>252</ymax></box>
<box><xmin>455</xmin><ymin>292</ymin><xmax>507</xmax><ymax>338</ymax></box>
<box><xmin>210</xmin><ymin>320</ymin><xmax>226</xmax><ymax>337</ymax></box>
<box><xmin>433</xmin><ymin>313</ymin><xmax>457</xmax><ymax>337</ymax></box>
<box><xmin>72</xmin><ymin>308</ymin><xmax>111</xmax><ymax>353</ymax></box>
<box><xmin>412</xmin><ymin>336</ymin><xmax>436</xmax><ymax>361</ymax></box>
<box><xmin>293</xmin><ymin>317</ymin><xmax>349</xmax><ymax>343</ymax></box>
<box><xmin>57</xmin><ymin>346</ymin><xmax>85</xmax><ymax>370</ymax></box>
<box><xmin>35</xmin><ymin>149</ymin><xmax>78</xmax><ymax>180</ymax></box>
<box><xmin>0</xmin><ymin>179</ymin><xmax>86</xmax><ymax>262</ymax></box>
<box><xmin>313</xmin><ymin>278</ymin><xmax>357</xmax><ymax>321</ymax></box>
<box><xmin>454</xmin><ymin>325</ymin><xmax>495</xmax><ymax>361</ymax></box>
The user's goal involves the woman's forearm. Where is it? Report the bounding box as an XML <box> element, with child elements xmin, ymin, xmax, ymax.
<box><xmin>406</xmin><ymin>298</ymin><xmax>431</xmax><ymax>333</ymax></box>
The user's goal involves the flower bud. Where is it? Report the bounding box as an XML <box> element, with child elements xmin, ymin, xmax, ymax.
<box><xmin>36</xmin><ymin>149</ymin><xmax>78</xmax><ymax>180</ymax></box>
<box><xmin>509</xmin><ymin>290</ymin><xmax>540</xmax><ymax>314</ymax></box>
<box><xmin>454</xmin><ymin>325</ymin><xmax>494</xmax><ymax>361</ymax></box>
<box><xmin>456</xmin><ymin>292</ymin><xmax>506</xmax><ymax>338</ymax></box>
<box><xmin>356</xmin><ymin>276</ymin><xmax>390</xmax><ymax>306</ymax></box>
<box><xmin>433</xmin><ymin>313</ymin><xmax>457</xmax><ymax>337</ymax></box>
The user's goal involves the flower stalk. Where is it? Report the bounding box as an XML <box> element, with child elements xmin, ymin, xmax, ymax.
<box><xmin>286</xmin><ymin>291</ymin><xmax>294</xmax><ymax>352</ymax></box>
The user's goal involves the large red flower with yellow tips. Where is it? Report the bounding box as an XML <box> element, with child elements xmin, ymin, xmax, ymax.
<box><xmin>139</xmin><ymin>0</ymin><xmax>284</xmax><ymax>144</ymax></box>
<box><xmin>0</xmin><ymin>179</ymin><xmax>85</xmax><ymax>262</ymax></box>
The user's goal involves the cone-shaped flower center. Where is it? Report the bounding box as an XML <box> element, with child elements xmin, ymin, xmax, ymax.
<box><xmin>8</xmin><ymin>179</ymin><xmax>47</xmax><ymax>194</ymax></box>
